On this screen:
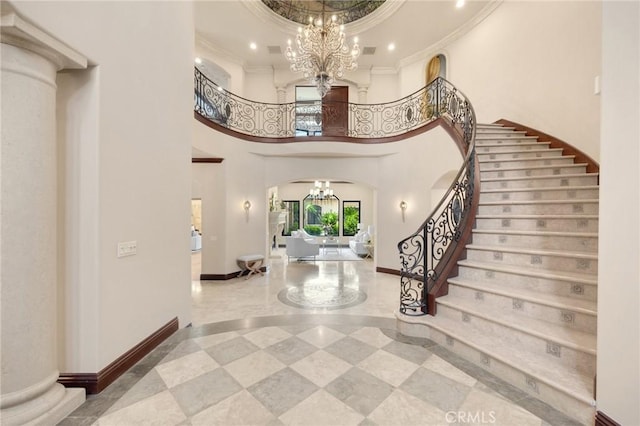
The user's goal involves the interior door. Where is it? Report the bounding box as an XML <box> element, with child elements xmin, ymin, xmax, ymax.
<box><xmin>322</xmin><ymin>86</ymin><xmax>348</xmax><ymax>137</ymax></box>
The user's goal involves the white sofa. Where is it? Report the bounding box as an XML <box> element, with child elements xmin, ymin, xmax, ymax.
<box><xmin>349</xmin><ymin>230</ymin><xmax>370</xmax><ymax>256</ymax></box>
<box><xmin>285</xmin><ymin>232</ymin><xmax>319</xmax><ymax>261</ymax></box>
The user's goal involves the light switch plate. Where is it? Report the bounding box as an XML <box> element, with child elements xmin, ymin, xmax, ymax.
<box><xmin>117</xmin><ymin>241</ymin><xmax>137</xmax><ymax>258</ymax></box>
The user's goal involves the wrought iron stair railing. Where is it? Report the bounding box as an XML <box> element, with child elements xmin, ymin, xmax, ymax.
<box><xmin>398</xmin><ymin>80</ymin><xmax>477</xmax><ymax>316</ymax></box>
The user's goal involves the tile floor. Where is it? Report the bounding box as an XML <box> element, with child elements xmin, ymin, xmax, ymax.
<box><xmin>59</xmin><ymin>252</ymin><xmax>579</xmax><ymax>425</ymax></box>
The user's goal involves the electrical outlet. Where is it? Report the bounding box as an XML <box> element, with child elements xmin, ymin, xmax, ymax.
<box><xmin>117</xmin><ymin>241</ymin><xmax>137</xmax><ymax>258</ymax></box>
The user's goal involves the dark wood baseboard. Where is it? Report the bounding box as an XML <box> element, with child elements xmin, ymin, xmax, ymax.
<box><xmin>201</xmin><ymin>266</ymin><xmax>268</xmax><ymax>281</ymax></box>
<box><xmin>58</xmin><ymin>317</ymin><xmax>179</xmax><ymax>394</ymax></box>
<box><xmin>495</xmin><ymin>119</ymin><xmax>600</xmax><ymax>175</ymax></box>
<box><xmin>595</xmin><ymin>411</ymin><xmax>620</xmax><ymax>426</ymax></box>
<box><xmin>376</xmin><ymin>267</ymin><xmax>401</xmax><ymax>276</ymax></box>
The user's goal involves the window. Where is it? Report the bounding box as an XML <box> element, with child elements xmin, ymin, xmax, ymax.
<box><xmin>342</xmin><ymin>201</ymin><xmax>361</xmax><ymax>236</ymax></box>
<box><xmin>281</xmin><ymin>200</ymin><xmax>300</xmax><ymax>236</ymax></box>
<box><xmin>303</xmin><ymin>195</ymin><xmax>339</xmax><ymax>236</ymax></box>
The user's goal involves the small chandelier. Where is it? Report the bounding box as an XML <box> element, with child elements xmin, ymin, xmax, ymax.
<box><xmin>285</xmin><ymin>2</ymin><xmax>360</xmax><ymax>97</ymax></box>
<box><xmin>309</xmin><ymin>180</ymin><xmax>334</xmax><ymax>200</ymax></box>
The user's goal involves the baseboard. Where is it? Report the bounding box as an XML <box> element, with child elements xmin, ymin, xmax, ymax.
<box><xmin>58</xmin><ymin>317</ymin><xmax>179</xmax><ymax>394</ymax></box>
<box><xmin>595</xmin><ymin>411</ymin><xmax>620</xmax><ymax>426</ymax></box>
<box><xmin>376</xmin><ymin>267</ymin><xmax>401</xmax><ymax>276</ymax></box>
<box><xmin>201</xmin><ymin>266</ymin><xmax>267</xmax><ymax>281</ymax></box>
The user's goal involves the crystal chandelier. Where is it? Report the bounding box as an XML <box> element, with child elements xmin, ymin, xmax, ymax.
<box><xmin>309</xmin><ymin>180</ymin><xmax>334</xmax><ymax>200</ymax></box>
<box><xmin>285</xmin><ymin>2</ymin><xmax>360</xmax><ymax>97</ymax></box>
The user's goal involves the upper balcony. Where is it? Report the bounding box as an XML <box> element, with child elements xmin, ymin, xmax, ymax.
<box><xmin>194</xmin><ymin>68</ymin><xmax>474</xmax><ymax>145</ymax></box>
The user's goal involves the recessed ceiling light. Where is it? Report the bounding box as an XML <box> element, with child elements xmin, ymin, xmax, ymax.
<box><xmin>195</xmin><ymin>57</ymin><xmax>202</xmax><ymax>64</ymax></box>
<box><xmin>388</xmin><ymin>43</ymin><xmax>396</xmax><ymax>51</ymax></box>
<box><xmin>250</xmin><ymin>42</ymin><xmax>257</xmax><ymax>50</ymax></box>
<box><xmin>456</xmin><ymin>0</ymin><xmax>465</xmax><ymax>8</ymax></box>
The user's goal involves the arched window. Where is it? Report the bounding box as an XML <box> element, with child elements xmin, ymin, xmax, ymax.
<box><xmin>426</xmin><ymin>54</ymin><xmax>447</xmax><ymax>84</ymax></box>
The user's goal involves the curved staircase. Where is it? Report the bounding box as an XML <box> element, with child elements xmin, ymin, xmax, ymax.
<box><xmin>398</xmin><ymin>123</ymin><xmax>598</xmax><ymax>425</ymax></box>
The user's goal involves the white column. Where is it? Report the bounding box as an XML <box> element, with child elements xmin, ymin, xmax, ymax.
<box><xmin>1</xmin><ymin>13</ymin><xmax>87</xmax><ymax>425</ymax></box>
<box><xmin>357</xmin><ymin>85</ymin><xmax>369</xmax><ymax>104</ymax></box>
<box><xmin>276</xmin><ymin>86</ymin><xmax>288</xmax><ymax>135</ymax></box>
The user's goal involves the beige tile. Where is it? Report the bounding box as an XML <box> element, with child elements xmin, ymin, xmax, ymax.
<box><xmin>243</xmin><ymin>326</ymin><xmax>292</xmax><ymax>348</ymax></box>
<box><xmin>423</xmin><ymin>354</ymin><xmax>478</xmax><ymax>387</ymax></box>
<box><xmin>192</xmin><ymin>331</ymin><xmax>240</xmax><ymax>349</ymax></box>
<box><xmin>224</xmin><ymin>350</ymin><xmax>286</xmax><ymax>387</ymax></box>
<box><xmin>289</xmin><ymin>350</ymin><xmax>353</xmax><ymax>387</ymax></box>
<box><xmin>279</xmin><ymin>390</ymin><xmax>364</xmax><ymax>426</ymax></box>
<box><xmin>95</xmin><ymin>390</ymin><xmax>186</xmax><ymax>426</ymax></box>
<box><xmin>189</xmin><ymin>390</ymin><xmax>277</xmax><ymax>426</ymax></box>
<box><xmin>368</xmin><ymin>389</ymin><xmax>449</xmax><ymax>426</ymax></box>
<box><xmin>350</xmin><ymin>327</ymin><xmax>393</xmax><ymax>348</ymax></box>
<box><xmin>458</xmin><ymin>389</ymin><xmax>543</xmax><ymax>426</ymax></box>
<box><xmin>296</xmin><ymin>325</ymin><xmax>345</xmax><ymax>348</ymax></box>
<box><xmin>357</xmin><ymin>350</ymin><xmax>419</xmax><ymax>387</ymax></box>
<box><xmin>155</xmin><ymin>351</ymin><xmax>219</xmax><ymax>389</ymax></box>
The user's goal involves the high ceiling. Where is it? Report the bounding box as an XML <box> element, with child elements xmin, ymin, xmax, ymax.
<box><xmin>194</xmin><ymin>0</ymin><xmax>496</xmax><ymax>71</ymax></box>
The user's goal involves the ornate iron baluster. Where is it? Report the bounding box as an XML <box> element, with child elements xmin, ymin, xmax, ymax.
<box><xmin>398</xmin><ymin>79</ymin><xmax>476</xmax><ymax>316</ymax></box>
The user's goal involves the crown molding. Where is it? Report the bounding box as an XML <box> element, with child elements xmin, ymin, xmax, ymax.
<box><xmin>398</xmin><ymin>0</ymin><xmax>503</xmax><ymax>69</ymax></box>
<box><xmin>196</xmin><ymin>33</ymin><xmax>246</xmax><ymax>67</ymax></box>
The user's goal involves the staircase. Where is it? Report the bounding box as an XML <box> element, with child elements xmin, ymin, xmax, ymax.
<box><xmin>397</xmin><ymin>123</ymin><xmax>598</xmax><ymax>425</ymax></box>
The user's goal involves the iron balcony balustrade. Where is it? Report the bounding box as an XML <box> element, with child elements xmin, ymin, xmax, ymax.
<box><xmin>194</xmin><ymin>67</ymin><xmax>478</xmax><ymax>316</ymax></box>
<box><xmin>195</xmin><ymin>67</ymin><xmax>463</xmax><ymax>141</ymax></box>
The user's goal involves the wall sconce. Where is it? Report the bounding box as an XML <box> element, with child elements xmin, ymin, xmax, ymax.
<box><xmin>243</xmin><ymin>200</ymin><xmax>251</xmax><ymax>222</ymax></box>
<box><xmin>400</xmin><ymin>200</ymin><xmax>407</xmax><ymax>222</ymax></box>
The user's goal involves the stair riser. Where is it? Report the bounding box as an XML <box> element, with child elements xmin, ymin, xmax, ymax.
<box><xmin>481</xmin><ymin>175</ymin><xmax>598</xmax><ymax>190</ymax></box>
<box><xmin>477</xmin><ymin>143</ymin><xmax>549</xmax><ymax>153</ymax></box>
<box><xmin>475</xmin><ymin>128</ymin><xmax>518</xmax><ymax>134</ymax></box>
<box><xmin>480</xmin><ymin>157</ymin><xmax>576</xmax><ymax>169</ymax></box>
<box><xmin>437</xmin><ymin>304</ymin><xmax>596</xmax><ymax>374</ymax></box>
<box><xmin>474</xmin><ymin>217</ymin><xmax>599</xmax><ymax>233</ymax></box>
<box><xmin>475</xmin><ymin>135</ymin><xmax>534</xmax><ymax>141</ymax></box>
<box><xmin>448</xmin><ymin>284</ymin><xmax>597</xmax><ymax>334</ymax></box>
<box><xmin>478</xmin><ymin>151</ymin><xmax>563</xmax><ymax>161</ymax></box>
<box><xmin>481</xmin><ymin>165</ymin><xmax>587</xmax><ymax>179</ymax></box>
<box><xmin>472</xmin><ymin>232</ymin><xmax>598</xmax><ymax>252</ymax></box>
<box><xmin>477</xmin><ymin>202</ymin><xmax>599</xmax><ymax>215</ymax></box>
<box><xmin>480</xmin><ymin>188</ymin><xmax>599</xmax><ymax>202</ymax></box>
<box><xmin>457</xmin><ymin>266</ymin><xmax>597</xmax><ymax>301</ymax></box>
<box><xmin>397</xmin><ymin>321</ymin><xmax>596</xmax><ymax>425</ymax></box>
<box><xmin>465</xmin><ymin>249</ymin><xmax>598</xmax><ymax>274</ymax></box>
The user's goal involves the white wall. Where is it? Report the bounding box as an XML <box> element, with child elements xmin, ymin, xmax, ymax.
<box><xmin>192</xmin><ymin>163</ymin><xmax>227</xmax><ymax>276</ymax></box>
<box><xmin>444</xmin><ymin>1</ymin><xmax>602</xmax><ymax>161</ymax></box>
<box><xmin>596</xmin><ymin>2</ymin><xmax>640</xmax><ymax>424</ymax></box>
<box><xmin>13</xmin><ymin>1</ymin><xmax>194</xmax><ymax>372</ymax></box>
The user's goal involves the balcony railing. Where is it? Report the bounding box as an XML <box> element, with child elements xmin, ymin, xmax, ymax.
<box><xmin>194</xmin><ymin>67</ymin><xmax>461</xmax><ymax>141</ymax></box>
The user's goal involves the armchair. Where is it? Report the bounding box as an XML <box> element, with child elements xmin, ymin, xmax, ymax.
<box><xmin>286</xmin><ymin>236</ymin><xmax>319</xmax><ymax>262</ymax></box>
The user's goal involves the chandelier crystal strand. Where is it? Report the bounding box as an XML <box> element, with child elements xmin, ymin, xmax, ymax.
<box><xmin>285</xmin><ymin>9</ymin><xmax>360</xmax><ymax>97</ymax></box>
